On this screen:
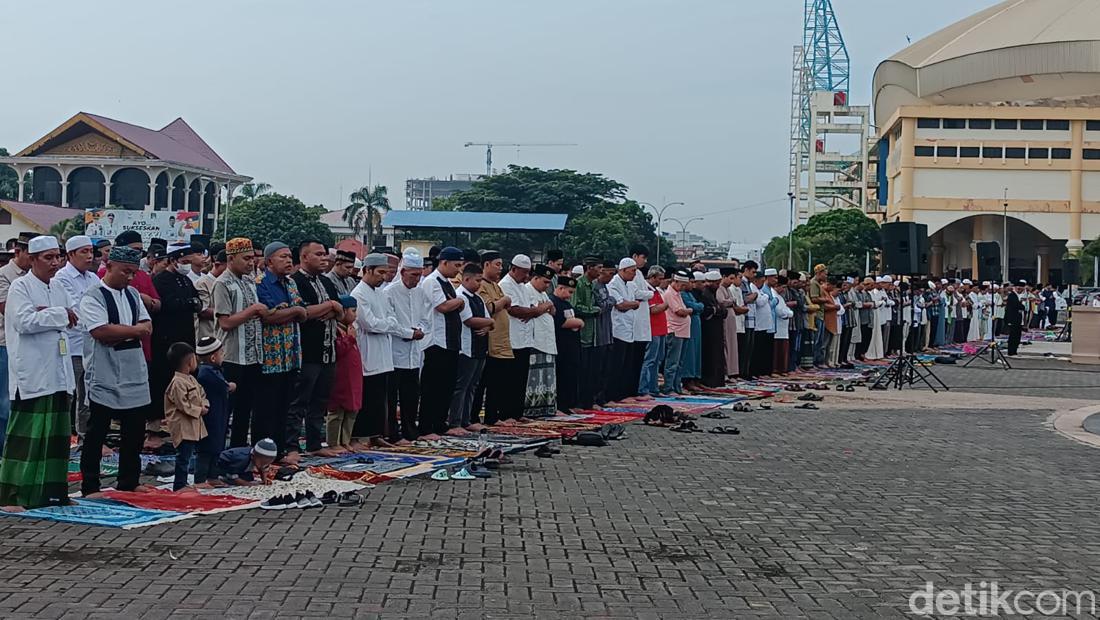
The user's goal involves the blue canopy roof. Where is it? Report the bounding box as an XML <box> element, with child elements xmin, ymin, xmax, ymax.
<box><xmin>382</xmin><ymin>211</ymin><xmax>568</xmax><ymax>231</ymax></box>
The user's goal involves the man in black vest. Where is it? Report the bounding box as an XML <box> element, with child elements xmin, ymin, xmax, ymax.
<box><xmin>1004</xmin><ymin>281</ymin><xmax>1025</xmax><ymax>356</ymax></box>
<box><xmin>418</xmin><ymin>247</ymin><xmax>467</xmax><ymax>439</ymax></box>
<box><xmin>289</xmin><ymin>240</ymin><xmax>348</xmax><ymax>456</ymax></box>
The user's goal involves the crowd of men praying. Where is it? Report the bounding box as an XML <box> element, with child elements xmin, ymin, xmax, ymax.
<box><xmin>0</xmin><ymin>231</ymin><xmax>1070</xmax><ymax>509</ymax></box>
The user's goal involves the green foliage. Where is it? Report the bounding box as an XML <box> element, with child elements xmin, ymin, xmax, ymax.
<box><xmin>344</xmin><ymin>184</ymin><xmax>390</xmax><ymax>248</ymax></box>
<box><xmin>231</xmin><ymin>181</ymin><xmax>272</xmax><ymax>206</ymax></box>
<box><xmin>216</xmin><ymin>193</ymin><xmax>334</xmax><ymax>250</ymax></box>
<box><xmin>1081</xmin><ymin>235</ymin><xmax>1100</xmax><ymax>284</ymax></box>
<box><xmin>0</xmin><ymin>148</ymin><xmax>19</xmax><ymax>200</ymax></box>
<box><xmin>763</xmin><ymin>208</ymin><xmax>880</xmax><ymax>274</ymax></box>
<box><xmin>49</xmin><ymin>215</ymin><xmax>85</xmax><ymax>242</ymax></box>
<box><xmin>427</xmin><ymin>166</ymin><xmax>665</xmax><ymax>262</ymax></box>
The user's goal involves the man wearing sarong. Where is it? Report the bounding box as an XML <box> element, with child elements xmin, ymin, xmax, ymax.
<box><xmin>78</xmin><ymin>246</ymin><xmax>153</xmax><ymax>496</ymax></box>
<box><xmin>570</xmin><ymin>257</ymin><xmax>602</xmax><ymax>409</ymax></box>
<box><xmin>0</xmin><ymin>236</ymin><xmax>75</xmax><ymax>510</ymax></box>
<box><xmin>699</xmin><ymin>271</ymin><xmax>729</xmax><ymax>387</ymax></box>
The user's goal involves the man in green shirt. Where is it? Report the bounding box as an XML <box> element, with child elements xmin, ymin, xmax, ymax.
<box><xmin>572</xmin><ymin>256</ymin><xmax>602</xmax><ymax>408</ymax></box>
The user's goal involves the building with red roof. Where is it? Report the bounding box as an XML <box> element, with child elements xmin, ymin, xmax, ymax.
<box><xmin>0</xmin><ymin>112</ymin><xmax>250</xmax><ymax>236</ymax></box>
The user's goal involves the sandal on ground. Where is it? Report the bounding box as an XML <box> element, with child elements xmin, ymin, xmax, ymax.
<box><xmin>797</xmin><ymin>392</ymin><xmax>823</xmax><ymax>402</ymax></box>
<box><xmin>844</xmin><ymin>385</ymin><xmax>855</xmax><ymax>392</ymax></box>
<box><xmin>431</xmin><ymin>469</ymin><xmax>451</xmax><ymax>481</ymax></box>
<box><xmin>534</xmin><ymin>445</ymin><xmax>555</xmax><ymax>458</ymax></box>
<box><xmin>669</xmin><ymin>420</ymin><xmax>700</xmax><ymax>433</ymax></box>
<box><xmin>451</xmin><ymin>468</ymin><xmax>477</xmax><ymax>480</ymax></box>
<box><xmin>758</xmin><ymin>401</ymin><xmax>772</xmax><ymax>410</ymax></box>
<box><xmin>337</xmin><ymin>491</ymin><xmax>363</xmax><ymax>506</ymax></box>
<box><xmin>708</xmin><ymin>426</ymin><xmax>741</xmax><ymax>435</ymax></box>
<box><xmin>701</xmin><ymin>411</ymin><xmax>729</xmax><ymax>420</ymax></box>
<box><xmin>835</xmin><ymin>384</ymin><xmax>845</xmax><ymax>391</ymax></box>
<box><xmin>785</xmin><ymin>384</ymin><xmax>804</xmax><ymax>392</ymax></box>
<box><xmin>795</xmin><ymin>402</ymin><xmax>819</xmax><ymax>410</ymax></box>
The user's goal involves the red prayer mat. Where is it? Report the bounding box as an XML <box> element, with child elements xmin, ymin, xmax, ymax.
<box><xmin>99</xmin><ymin>488</ymin><xmax>260</xmax><ymax>514</ymax></box>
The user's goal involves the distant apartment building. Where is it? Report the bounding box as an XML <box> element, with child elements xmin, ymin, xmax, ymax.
<box><xmin>405</xmin><ymin>175</ymin><xmax>482</xmax><ymax>210</ymax></box>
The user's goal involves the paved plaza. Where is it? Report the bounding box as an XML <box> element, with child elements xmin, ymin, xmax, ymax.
<box><xmin>0</xmin><ymin>361</ymin><xmax>1098</xmax><ymax>619</ymax></box>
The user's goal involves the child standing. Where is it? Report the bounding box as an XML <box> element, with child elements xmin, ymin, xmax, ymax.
<box><xmin>164</xmin><ymin>342</ymin><xmax>209</xmax><ymax>491</ymax></box>
<box><xmin>195</xmin><ymin>336</ymin><xmax>235</xmax><ymax>487</ymax></box>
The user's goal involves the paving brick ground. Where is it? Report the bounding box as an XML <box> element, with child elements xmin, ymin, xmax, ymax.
<box><xmin>1</xmin><ymin>364</ymin><xmax>1099</xmax><ymax>619</ymax></box>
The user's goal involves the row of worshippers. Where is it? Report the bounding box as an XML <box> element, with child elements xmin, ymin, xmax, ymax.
<box><xmin>0</xmin><ymin>229</ymin><xmax>1046</xmax><ymax>510</ymax></box>
<box><xmin>0</xmin><ymin>230</ymin><xmax>374</xmax><ymax>509</ymax></box>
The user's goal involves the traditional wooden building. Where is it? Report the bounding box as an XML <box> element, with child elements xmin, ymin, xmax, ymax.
<box><xmin>0</xmin><ymin>112</ymin><xmax>250</xmax><ymax>236</ymax></box>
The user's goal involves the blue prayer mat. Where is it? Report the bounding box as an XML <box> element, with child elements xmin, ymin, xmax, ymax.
<box><xmin>0</xmin><ymin>498</ymin><xmax>190</xmax><ymax>529</ymax></box>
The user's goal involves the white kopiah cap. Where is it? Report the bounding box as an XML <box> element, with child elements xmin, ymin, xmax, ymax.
<box><xmin>512</xmin><ymin>254</ymin><xmax>532</xmax><ymax>269</ymax></box>
<box><xmin>618</xmin><ymin>257</ymin><xmax>637</xmax><ymax>270</ymax></box>
<box><xmin>571</xmin><ymin>265</ymin><xmax>583</xmax><ymax>275</ymax></box>
<box><xmin>64</xmin><ymin>235</ymin><xmax>92</xmax><ymax>252</ymax></box>
<box><xmin>28</xmin><ymin>235</ymin><xmax>59</xmax><ymax>254</ymax></box>
<box><xmin>693</xmin><ymin>271</ymin><xmax>705</xmax><ymax>281</ymax></box>
<box><xmin>763</xmin><ymin>268</ymin><xmax>778</xmax><ymax>276</ymax></box>
<box><xmin>402</xmin><ymin>250</ymin><xmax>424</xmax><ymax>268</ymax></box>
<box><xmin>705</xmin><ymin>270</ymin><xmax>721</xmax><ymax>281</ymax></box>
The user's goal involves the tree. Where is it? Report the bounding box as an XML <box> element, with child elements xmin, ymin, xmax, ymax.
<box><xmin>428</xmin><ymin>166</ymin><xmax>665</xmax><ymax>262</ymax></box>
<box><xmin>49</xmin><ymin>215</ymin><xmax>85</xmax><ymax>242</ymax></box>
<box><xmin>1081</xmin><ymin>235</ymin><xmax>1100</xmax><ymax>284</ymax></box>
<box><xmin>344</xmin><ymin>184</ymin><xmax>390</xmax><ymax>248</ymax></box>
<box><xmin>0</xmin><ymin>149</ymin><xmax>19</xmax><ymax>200</ymax></box>
<box><xmin>764</xmin><ymin>208</ymin><xmax>880</xmax><ymax>274</ymax></box>
<box><xmin>216</xmin><ymin>193</ymin><xmax>334</xmax><ymax>250</ymax></box>
<box><xmin>231</xmin><ymin>181</ymin><xmax>272</xmax><ymax>205</ymax></box>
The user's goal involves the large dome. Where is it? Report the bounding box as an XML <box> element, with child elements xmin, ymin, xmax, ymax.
<box><xmin>873</xmin><ymin>0</ymin><xmax>1100</xmax><ymax>123</ymax></box>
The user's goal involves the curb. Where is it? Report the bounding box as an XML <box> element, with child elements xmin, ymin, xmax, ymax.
<box><xmin>1047</xmin><ymin>404</ymin><xmax>1100</xmax><ymax>449</ymax></box>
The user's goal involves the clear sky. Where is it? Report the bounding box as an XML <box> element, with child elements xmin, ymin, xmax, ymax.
<box><xmin>0</xmin><ymin>0</ymin><xmax>994</xmax><ymax>245</ymax></box>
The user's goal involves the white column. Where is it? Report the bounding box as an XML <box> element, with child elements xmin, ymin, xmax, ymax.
<box><xmin>200</xmin><ymin>183</ymin><xmax>208</xmax><ymax>217</ymax></box>
<box><xmin>103</xmin><ymin>181</ymin><xmax>113</xmax><ymax>209</ymax></box>
<box><xmin>17</xmin><ymin>175</ymin><xmax>24</xmax><ymax>202</ymax></box>
<box><xmin>147</xmin><ymin>171</ymin><xmax>157</xmax><ymax>210</ymax></box>
<box><xmin>60</xmin><ymin>181</ymin><xmax>69</xmax><ymax>209</ymax></box>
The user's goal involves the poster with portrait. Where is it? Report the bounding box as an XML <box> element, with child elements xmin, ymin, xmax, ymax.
<box><xmin>84</xmin><ymin>209</ymin><xmax>201</xmax><ymax>242</ymax></box>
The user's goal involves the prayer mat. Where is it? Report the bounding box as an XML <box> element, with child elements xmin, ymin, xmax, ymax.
<box><xmin>307</xmin><ymin>466</ymin><xmax>396</xmax><ymax>485</ymax></box>
<box><xmin>98</xmin><ymin>489</ymin><xmax>259</xmax><ymax>515</ymax></box>
<box><xmin>330</xmin><ymin>452</ymin><xmax>464</xmax><ymax>477</ymax></box>
<box><xmin>201</xmin><ymin>471</ymin><xmax>367</xmax><ymax>501</ymax></box>
<box><xmin>0</xmin><ymin>498</ymin><xmax>192</xmax><ymax>529</ymax></box>
<box><xmin>372</xmin><ymin>445</ymin><xmax>481</xmax><ymax>458</ymax></box>
<box><xmin>0</xmin><ymin>392</ymin><xmax>72</xmax><ymax>509</ymax></box>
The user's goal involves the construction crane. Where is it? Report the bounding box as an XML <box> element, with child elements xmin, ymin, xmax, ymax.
<box><xmin>463</xmin><ymin>142</ymin><xmax>577</xmax><ymax>176</ymax></box>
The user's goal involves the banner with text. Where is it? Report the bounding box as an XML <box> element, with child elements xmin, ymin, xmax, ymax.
<box><xmin>84</xmin><ymin>209</ymin><xmax>200</xmax><ymax>243</ymax></box>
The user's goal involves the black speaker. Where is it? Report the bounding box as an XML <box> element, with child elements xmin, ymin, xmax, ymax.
<box><xmin>1064</xmin><ymin>259</ymin><xmax>1080</xmax><ymax>285</ymax></box>
<box><xmin>880</xmin><ymin>222</ymin><xmax>930</xmax><ymax>275</ymax></box>
<box><xmin>976</xmin><ymin>242</ymin><xmax>1001</xmax><ymax>282</ymax></box>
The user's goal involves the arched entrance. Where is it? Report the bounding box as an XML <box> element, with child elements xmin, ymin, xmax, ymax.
<box><xmin>930</xmin><ymin>214</ymin><xmax>1067</xmax><ymax>285</ymax></box>
<box><xmin>202</xmin><ymin>181</ymin><xmax>217</xmax><ymax>235</ymax></box>
<box><xmin>68</xmin><ymin>167</ymin><xmax>105</xmax><ymax>210</ymax></box>
<box><xmin>154</xmin><ymin>172</ymin><xmax>170</xmax><ymax>210</ymax></box>
<box><xmin>30</xmin><ymin>166</ymin><xmax>61</xmax><ymax>206</ymax></box>
<box><xmin>110</xmin><ymin>168</ymin><xmax>149</xmax><ymax>210</ymax></box>
<box><xmin>187</xmin><ymin>179</ymin><xmax>201</xmax><ymax>212</ymax></box>
<box><xmin>171</xmin><ymin>175</ymin><xmax>187</xmax><ymax>211</ymax></box>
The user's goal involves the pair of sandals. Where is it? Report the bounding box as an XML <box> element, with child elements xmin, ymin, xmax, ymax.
<box><xmin>708</xmin><ymin>426</ymin><xmax>741</xmax><ymax>435</ymax></box>
<box><xmin>797</xmin><ymin>392</ymin><xmax>824</xmax><ymax>402</ymax></box>
<box><xmin>794</xmin><ymin>402</ymin><xmax>819</xmax><ymax>410</ymax></box>
<box><xmin>728</xmin><ymin>402</ymin><xmax>753</xmax><ymax>413</ymax></box>
<box><xmin>669</xmin><ymin>420</ymin><xmax>701</xmax><ymax>433</ymax></box>
<box><xmin>432</xmin><ymin>465</ymin><xmax>492</xmax><ymax>481</ymax></box>
<box><xmin>701</xmin><ymin>411</ymin><xmax>729</xmax><ymax>420</ymax></box>
<box><xmin>804</xmin><ymin>382</ymin><xmax>830</xmax><ymax>390</ymax></box>
<box><xmin>784</xmin><ymin>384</ymin><xmax>804</xmax><ymax>392</ymax></box>
<box><xmin>535</xmin><ymin>444</ymin><xmax>563</xmax><ymax>457</ymax></box>
<box><xmin>834</xmin><ymin>384</ymin><xmax>856</xmax><ymax>392</ymax></box>
<box><xmin>320</xmin><ymin>490</ymin><xmax>363</xmax><ymax>507</ymax></box>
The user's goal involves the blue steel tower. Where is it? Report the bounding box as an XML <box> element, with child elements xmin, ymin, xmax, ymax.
<box><xmin>790</xmin><ymin>0</ymin><xmax>851</xmax><ymax>198</ymax></box>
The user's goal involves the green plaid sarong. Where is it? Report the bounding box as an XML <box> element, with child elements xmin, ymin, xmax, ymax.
<box><xmin>0</xmin><ymin>392</ymin><xmax>71</xmax><ymax>508</ymax></box>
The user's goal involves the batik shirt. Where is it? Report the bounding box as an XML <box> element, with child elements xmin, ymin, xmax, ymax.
<box><xmin>256</xmin><ymin>271</ymin><xmax>304</xmax><ymax>375</ymax></box>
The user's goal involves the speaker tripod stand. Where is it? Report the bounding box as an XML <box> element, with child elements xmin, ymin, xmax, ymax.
<box><xmin>870</xmin><ymin>288</ymin><xmax>948</xmax><ymax>393</ymax></box>
<box><xmin>963</xmin><ymin>338</ymin><xmax>1011</xmax><ymax>369</ymax></box>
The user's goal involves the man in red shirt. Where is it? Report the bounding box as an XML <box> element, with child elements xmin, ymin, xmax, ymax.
<box><xmin>97</xmin><ymin>231</ymin><xmax>161</xmax><ymax>362</ymax></box>
<box><xmin>638</xmin><ymin>266</ymin><xmax>669</xmax><ymax>397</ymax></box>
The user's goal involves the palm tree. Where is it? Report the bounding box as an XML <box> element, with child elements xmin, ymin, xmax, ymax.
<box><xmin>231</xmin><ymin>181</ymin><xmax>272</xmax><ymax>205</ymax></box>
<box><xmin>49</xmin><ymin>215</ymin><xmax>85</xmax><ymax>242</ymax></box>
<box><xmin>343</xmin><ymin>184</ymin><xmax>390</xmax><ymax>248</ymax></box>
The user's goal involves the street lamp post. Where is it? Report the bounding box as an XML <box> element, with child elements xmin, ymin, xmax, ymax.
<box><xmin>639</xmin><ymin>201</ymin><xmax>685</xmax><ymax>267</ymax></box>
<box><xmin>1003</xmin><ymin>187</ymin><xmax>1009</xmax><ymax>282</ymax></box>
<box><xmin>664</xmin><ymin>217</ymin><xmax>704</xmax><ymax>260</ymax></box>
<box><xmin>787</xmin><ymin>191</ymin><xmax>796</xmax><ymax>269</ymax></box>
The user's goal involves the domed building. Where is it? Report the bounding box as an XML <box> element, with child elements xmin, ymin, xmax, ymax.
<box><xmin>873</xmin><ymin>0</ymin><xmax>1100</xmax><ymax>283</ymax></box>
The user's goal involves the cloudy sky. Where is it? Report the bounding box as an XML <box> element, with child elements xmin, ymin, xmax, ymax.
<box><xmin>1</xmin><ymin>0</ymin><xmax>993</xmax><ymax>244</ymax></box>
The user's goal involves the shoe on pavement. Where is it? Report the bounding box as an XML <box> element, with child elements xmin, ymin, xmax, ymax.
<box><xmin>431</xmin><ymin>469</ymin><xmax>451</xmax><ymax>481</ymax></box>
<box><xmin>451</xmin><ymin>467</ymin><xmax>476</xmax><ymax>480</ymax></box>
<box><xmin>260</xmin><ymin>495</ymin><xmax>290</xmax><ymax>510</ymax></box>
